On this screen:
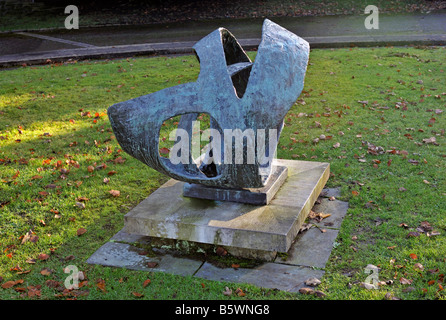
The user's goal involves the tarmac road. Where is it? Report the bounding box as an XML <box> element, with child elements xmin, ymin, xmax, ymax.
<box><xmin>0</xmin><ymin>9</ymin><xmax>445</xmax><ymax>67</ymax></box>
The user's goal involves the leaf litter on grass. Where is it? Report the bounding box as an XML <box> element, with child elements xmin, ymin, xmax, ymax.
<box><xmin>0</xmin><ymin>47</ymin><xmax>445</xmax><ymax>300</ymax></box>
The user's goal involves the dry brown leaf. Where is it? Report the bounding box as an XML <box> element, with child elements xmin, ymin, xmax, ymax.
<box><xmin>235</xmin><ymin>288</ymin><xmax>246</xmax><ymax>297</ymax></box>
<box><xmin>414</xmin><ymin>263</ymin><xmax>424</xmax><ymax>271</ymax></box>
<box><xmin>299</xmin><ymin>222</ymin><xmax>312</xmax><ymax>233</ymax></box>
<box><xmin>77</xmin><ymin>228</ymin><xmax>87</xmax><ymax>236</ymax></box>
<box><xmin>2</xmin><ymin>281</ymin><xmax>17</xmax><ymax>289</ymax></box>
<box><xmin>305</xmin><ymin>277</ymin><xmax>321</xmax><ymax>287</ymax></box>
<box><xmin>109</xmin><ymin>190</ymin><xmax>120</xmax><ymax>197</ymax></box>
<box><xmin>399</xmin><ymin>277</ymin><xmax>413</xmax><ymax>285</ymax></box>
<box><xmin>216</xmin><ymin>246</ymin><xmax>227</xmax><ymax>256</ymax></box>
<box><xmin>299</xmin><ymin>287</ymin><xmax>315</xmax><ymax>295</ymax></box>
<box><xmin>422</xmin><ymin>137</ymin><xmax>437</xmax><ymax>144</ymax></box>
<box><xmin>38</xmin><ymin>253</ymin><xmax>49</xmax><ymax>260</ymax></box>
<box><xmin>132</xmin><ymin>292</ymin><xmax>144</xmax><ymax>297</ymax></box>
<box><xmin>75</xmin><ymin>202</ymin><xmax>85</xmax><ymax>209</ymax></box>
<box><xmin>40</xmin><ymin>268</ymin><xmax>52</xmax><ymax>276</ymax></box>
<box><xmin>96</xmin><ymin>279</ymin><xmax>106</xmax><ymax>292</ymax></box>
<box><xmin>143</xmin><ymin>279</ymin><xmax>151</xmax><ymax>288</ymax></box>
<box><xmin>222</xmin><ymin>287</ymin><xmax>232</xmax><ymax>296</ymax></box>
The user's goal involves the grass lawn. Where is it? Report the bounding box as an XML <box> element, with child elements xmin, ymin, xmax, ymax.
<box><xmin>1</xmin><ymin>0</ymin><xmax>445</xmax><ymax>31</ymax></box>
<box><xmin>0</xmin><ymin>45</ymin><xmax>445</xmax><ymax>300</ymax></box>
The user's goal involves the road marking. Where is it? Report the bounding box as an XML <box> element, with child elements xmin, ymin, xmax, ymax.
<box><xmin>16</xmin><ymin>32</ymin><xmax>96</xmax><ymax>48</ymax></box>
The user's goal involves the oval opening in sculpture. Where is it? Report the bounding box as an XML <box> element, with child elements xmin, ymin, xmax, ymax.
<box><xmin>159</xmin><ymin>112</ymin><xmax>222</xmax><ymax>178</ymax></box>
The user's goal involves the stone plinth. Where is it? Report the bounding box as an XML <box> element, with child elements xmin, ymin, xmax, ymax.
<box><xmin>124</xmin><ymin>159</ymin><xmax>329</xmax><ymax>256</ymax></box>
<box><xmin>183</xmin><ymin>165</ymin><xmax>288</xmax><ymax>205</ymax></box>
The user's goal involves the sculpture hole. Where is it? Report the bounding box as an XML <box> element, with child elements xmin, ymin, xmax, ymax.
<box><xmin>220</xmin><ymin>29</ymin><xmax>253</xmax><ymax>99</ymax></box>
<box><xmin>158</xmin><ymin>113</ymin><xmax>221</xmax><ymax>178</ymax></box>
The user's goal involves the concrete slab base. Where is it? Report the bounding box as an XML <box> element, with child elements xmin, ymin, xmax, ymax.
<box><xmin>123</xmin><ymin>159</ymin><xmax>330</xmax><ymax>256</ymax></box>
<box><xmin>86</xmin><ymin>187</ymin><xmax>348</xmax><ymax>293</ymax></box>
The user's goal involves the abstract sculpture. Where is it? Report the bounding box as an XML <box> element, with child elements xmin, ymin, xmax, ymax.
<box><xmin>108</xmin><ymin>19</ymin><xmax>309</xmax><ymax>192</ymax></box>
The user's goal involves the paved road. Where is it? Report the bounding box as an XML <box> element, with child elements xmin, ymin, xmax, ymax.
<box><xmin>0</xmin><ymin>10</ymin><xmax>445</xmax><ymax>67</ymax></box>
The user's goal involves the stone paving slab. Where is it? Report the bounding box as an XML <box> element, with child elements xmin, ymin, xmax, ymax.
<box><xmin>194</xmin><ymin>262</ymin><xmax>325</xmax><ymax>293</ymax></box>
<box><xmin>86</xmin><ymin>241</ymin><xmax>203</xmax><ymax>276</ymax></box>
<box><xmin>278</xmin><ymin>228</ymin><xmax>340</xmax><ymax>269</ymax></box>
<box><xmin>311</xmin><ymin>198</ymin><xmax>349</xmax><ymax>230</ymax></box>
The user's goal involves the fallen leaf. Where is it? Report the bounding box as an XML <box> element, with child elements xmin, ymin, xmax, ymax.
<box><xmin>222</xmin><ymin>287</ymin><xmax>232</xmax><ymax>296</ymax></box>
<box><xmin>428</xmin><ymin>268</ymin><xmax>439</xmax><ymax>274</ymax></box>
<box><xmin>299</xmin><ymin>287</ymin><xmax>315</xmax><ymax>295</ymax></box>
<box><xmin>2</xmin><ymin>281</ymin><xmax>17</xmax><ymax>289</ymax></box>
<box><xmin>143</xmin><ymin>279</ymin><xmax>151</xmax><ymax>287</ymax></box>
<box><xmin>109</xmin><ymin>190</ymin><xmax>120</xmax><ymax>197</ymax></box>
<box><xmin>96</xmin><ymin>279</ymin><xmax>106</xmax><ymax>292</ymax></box>
<box><xmin>422</xmin><ymin>137</ymin><xmax>437</xmax><ymax>145</ymax></box>
<box><xmin>420</xmin><ymin>221</ymin><xmax>432</xmax><ymax>232</ymax></box>
<box><xmin>333</xmin><ymin>142</ymin><xmax>340</xmax><ymax>148</ymax></box>
<box><xmin>409</xmin><ymin>253</ymin><xmax>418</xmax><ymax>260</ymax></box>
<box><xmin>17</xmin><ymin>270</ymin><xmax>31</xmax><ymax>275</ymax></box>
<box><xmin>38</xmin><ymin>253</ymin><xmax>49</xmax><ymax>261</ymax></box>
<box><xmin>299</xmin><ymin>222</ymin><xmax>312</xmax><ymax>233</ymax></box>
<box><xmin>87</xmin><ymin>165</ymin><xmax>95</xmax><ymax>172</ymax></box>
<box><xmin>40</xmin><ymin>268</ymin><xmax>52</xmax><ymax>276</ymax></box>
<box><xmin>305</xmin><ymin>277</ymin><xmax>321</xmax><ymax>287</ymax></box>
<box><xmin>399</xmin><ymin>277</ymin><xmax>413</xmax><ymax>285</ymax></box>
<box><xmin>414</xmin><ymin>263</ymin><xmax>424</xmax><ymax>271</ymax></box>
<box><xmin>75</xmin><ymin>202</ymin><xmax>85</xmax><ymax>209</ymax></box>
<box><xmin>21</xmin><ymin>230</ymin><xmax>33</xmax><ymax>244</ymax></box>
<box><xmin>77</xmin><ymin>228</ymin><xmax>87</xmax><ymax>236</ymax></box>
<box><xmin>45</xmin><ymin>280</ymin><xmax>61</xmax><ymax>288</ymax></box>
<box><xmin>215</xmin><ymin>246</ymin><xmax>227</xmax><ymax>256</ymax></box>
<box><xmin>132</xmin><ymin>292</ymin><xmax>144</xmax><ymax>297</ymax></box>
<box><xmin>407</xmin><ymin>231</ymin><xmax>420</xmax><ymax>238</ymax></box>
<box><xmin>314</xmin><ymin>290</ymin><xmax>327</xmax><ymax>298</ymax></box>
<box><xmin>235</xmin><ymin>288</ymin><xmax>245</xmax><ymax>297</ymax></box>
<box><xmin>147</xmin><ymin>262</ymin><xmax>158</xmax><ymax>268</ymax></box>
